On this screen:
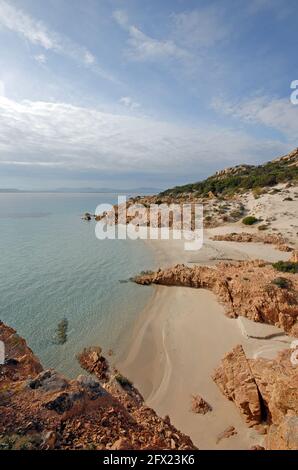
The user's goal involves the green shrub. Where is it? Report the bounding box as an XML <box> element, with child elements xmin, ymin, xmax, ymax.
<box><xmin>242</xmin><ymin>216</ymin><xmax>258</xmax><ymax>225</ymax></box>
<box><xmin>159</xmin><ymin>157</ymin><xmax>298</xmax><ymax>198</ymax></box>
<box><xmin>271</xmin><ymin>277</ymin><xmax>291</xmax><ymax>289</ymax></box>
<box><xmin>272</xmin><ymin>261</ymin><xmax>298</xmax><ymax>274</ymax></box>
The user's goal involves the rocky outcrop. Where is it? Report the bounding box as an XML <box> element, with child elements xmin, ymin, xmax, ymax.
<box><xmin>249</xmin><ymin>349</ymin><xmax>298</xmax><ymax>426</ymax></box>
<box><xmin>134</xmin><ymin>261</ymin><xmax>298</xmax><ymax>337</ymax></box>
<box><xmin>213</xmin><ymin>346</ymin><xmax>298</xmax><ymax>450</ymax></box>
<box><xmin>211</xmin><ymin>232</ymin><xmax>293</xmax><ymax>252</ymax></box>
<box><xmin>216</xmin><ymin>426</ymin><xmax>237</xmax><ymax>444</ymax></box>
<box><xmin>212</xmin><ymin>345</ymin><xmax>262</xmax><ymax>426</ymax></box>
<box><xmin>191</xmin><ymin>395</ymin><xmax>212</xmax><ymax>415</ymax></box>
<box><xmin>77</xmin><ymin>347</ymin><xmax>109</xmax><ymax>381</ymax></box>
<box><xmin>266</xmin><ymin>416</ymin><xmax>298</xmax><ymax>450</ymax></box>
<box><xmin>215</xmin><ymin>165</ymin><xmax>255</xmax><ymax>179</ymax></box>
<box><xmin>0</xmin><ymin>321</ymin><xmax>42</xmax><ymax>386</ymax></box>
<box><xmin>273</xmin><ymin>147</ymin><xmax>298</xmax><ymax>166</ymax></box>
<box><xmin>0</xmin><ymin>322</ymin><xmax>196</xmax><ymax>450</ymax></box>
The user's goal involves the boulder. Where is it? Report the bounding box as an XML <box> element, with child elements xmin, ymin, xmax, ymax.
<box><xmin>212</xmin><ymin>345</ymin><xmax>262</xmax><ymax>426</ymax></box>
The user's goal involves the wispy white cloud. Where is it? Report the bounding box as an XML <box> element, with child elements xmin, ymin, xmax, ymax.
<box><xmin>0</xmin><ymin>79</ymin><xmax>5</xmax><ymax>96</ymax></box>
<box><xmin>0</xmin><ymin>0</ymin><xmax>114</xmax><ymax>81</ymax></box>
<box><xmin>127</xmin><ymin>25</ymin><xmax>190</xmax><ymax>61</ymax></box>
<box><xmin>119</xmin><ymin>96</ymin><xmax>140</xmax><ymax>110</ymax></box>
<box><xmin>0</xmin><ymin>96</ymin><xmax>289</xmax><ymax>177</ymax></box>
<box><xmin>112</xmin><ymin>9</ymin><xmax>129</xmax><ymax>28</ymax></box>
<box><xmin>171</xmin><ymin>6</ymin><xmax>230</xmax><ymax>48</ymax></box>
<box><xmin>212</xmin><ymin>95</ymin><xmax>298</xmax><ymax>140</ymax></box>
<box><xmin>34</xmin><ymin>53</ymin><xmax>47</xmax><ymax>65</ymax></box>
<box><xmin>113</xmin><ymin>9</ymin><xmax>190</xmax><ymax>62</ymax></box>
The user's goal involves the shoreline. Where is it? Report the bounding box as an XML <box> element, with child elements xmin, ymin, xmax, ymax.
<box><xmin>116</xmin><ymin>232</ymin><xmax>294</xmax><ymax>449</ymax></box>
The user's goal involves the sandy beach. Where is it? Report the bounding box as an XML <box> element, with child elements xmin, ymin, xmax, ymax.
<box><xmin>117</xmin><ymin>230</ymin><xmax>295</xmax><ymax>449</ymax></box>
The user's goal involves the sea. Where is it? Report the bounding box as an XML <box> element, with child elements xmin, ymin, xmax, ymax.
<box><xmin>0</xmin><ymin>192</ymin><xmax>155</xmax><ymax>376</ymax></box>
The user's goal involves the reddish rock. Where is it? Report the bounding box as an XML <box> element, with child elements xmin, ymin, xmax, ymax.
<box><xmin>211</xmin><ymin>232</ymin><xmax>292</xmax><ymax>252</ymax></box>
<box><xmin>77</xmin><ymin>347</ymin><xmax>109</xmax><ymax>381</ymax></box>
<box><xmin>134</xmin><ymin>261</ymin><xmax>298</xmax><ymax>337</ymax></box>
<box><xmin>0</xmin><ymin>322</ymin><xmax>196</xmax><ymax>450</ymax></box>
<box><xmin>212</xmin><ymin>345</ymin><xmax>262</xmax><ymax>426</ymax></box>
<box><xmin>214</xmin><ymin>346</ymin><xmax>298</xmax><ymax>450</ymax></box>
<box><xmin>266</xmin><ymin>416</ymin><xmax>298</xmax><ymax>450</ymax></box>
<box><xmin>191</xmin><ymin>395</ymin><xmax>212</xmax><ymax>415</ymax></box>
<box><xmin>111</xmin><ymin>438</ymin><xmax>134</xmax><ymax>450</ymax></box>
<box><xmin>216</xmin><ymin>426</ymin><xmax>237</xmax><ymax>444</ymax></box>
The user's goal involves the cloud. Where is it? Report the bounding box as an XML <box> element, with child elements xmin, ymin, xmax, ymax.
<box><xmin>34</xmin><ymin>53</ymin><xmax>47</xmax><ymax>64</ymax></box>
<box><xmin>0</xmin><ymin>79</ymin><xmax>5</xmax><ymax>96</ymax></box>
<box><xmin>212</xmin><ymin>95</ymin><xmax>298</xmax><ymax>140</ymax></box>
<box><xmin>119</xmin><ymin>96</ymin><xmax>140</xmax><ymax>110</ymax></box>
<box><xmin>0</xmin><ymin>96</ymin><xmax>289</xmax><ymax>179</ymax></box>
<box><xmin>171</xmin><ymin>6</ymin><xmax>230</xmax><ymax>48</ymax></box>
<box><xmin>0</xmin><ymin>0</ymin><xmax>114</xmax><ymax>81</ymax></box>
<box><xmin>113</xmin><ymin>9</ymin><xmax>190</xmax><ymax>62</ymax></box>
<box><xmin>112</xmin><ymin>9</ymin><xmax>129</xmax><ymax>28</ymax></box>
<box><xmin>127</xmin><ymin>25</ymin><xmax>190</xmax><ymax>62</ymax></box>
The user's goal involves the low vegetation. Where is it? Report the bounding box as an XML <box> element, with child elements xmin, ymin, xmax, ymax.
<box><xmin>242</xmin><ymin>216</ymin><xmax>258</xmax><ymax>225</ymax></box>
<box><xmin>271</xmin><ymin>277</ymin><xmax>292</xmax><ymax>289</ymax></box>
<box><xmin>272</xmin><ymin>261</ymin><xmax>298</xmax><ymax>274</ymax></box>
<box><xmin>160</xmin><ymin>155</ymin><xmax>298</xmax><ymax>198</ymax></box>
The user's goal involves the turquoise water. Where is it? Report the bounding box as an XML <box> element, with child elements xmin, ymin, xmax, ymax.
<box><xmin>0</xmin><ymin>193</ymin><xmax>155</xmax><ymax>377</ymax></box>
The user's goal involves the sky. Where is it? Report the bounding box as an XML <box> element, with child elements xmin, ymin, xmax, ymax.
<box><xmin>0</xmin><ymin>0</ymin><xmax>297</xmax><ymax>190</ymax></box>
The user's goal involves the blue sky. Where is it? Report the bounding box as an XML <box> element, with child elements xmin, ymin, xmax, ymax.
<box><xmin>0</xmin><ymin>0</ymin><xmax>297</xmax><ymax>189</ymax></box>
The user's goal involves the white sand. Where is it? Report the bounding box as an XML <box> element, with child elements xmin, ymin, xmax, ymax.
<box><xmin>116</xmin><ymin>230</ymin><xmax>295</xmax><ymax>449</ymax></box>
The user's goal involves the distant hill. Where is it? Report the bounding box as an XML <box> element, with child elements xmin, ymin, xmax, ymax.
<box><xmin>160</xmin><ymin>148</ymin><xmax>298</xmax><ymax>198</ymax></box>
<box><xmin>54</xmin><ymin>187</ymin><xmax>162</xmax><ymax>194</ymax></box>
<box><xmin>0</xmin><ymin>188</ymin><xmax>21</xmax><ymax>193</ymax></box>
<box><xmin>0</xmin><ymin>187</ymin><xmax>161</xmax><ymax>194</ymax></box>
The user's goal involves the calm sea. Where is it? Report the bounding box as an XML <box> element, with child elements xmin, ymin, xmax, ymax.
<box><xmin>0</xmin><ymin>193</ymin><xmax>155</xmax><ymax>376</ymax></box>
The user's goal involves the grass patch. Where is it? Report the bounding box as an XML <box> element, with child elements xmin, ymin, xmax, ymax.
<box><xmin>159</xmin><ymin>157</ymin><xmax>298</xmax><ymax>198</ymax></box>
<box><xmin>271</xmin><ymin>277</ymin><xmax>292</xmax><ymax>289</ymax></box>
<box><xmin>242</xmin><ymin>216</ymin><xmax>258</xmax><ymax>225</ymax></box>
<box><xmin>272</xmin><ymin>261</ymin><xmax>298</xmax><ymax>274</ymax></box>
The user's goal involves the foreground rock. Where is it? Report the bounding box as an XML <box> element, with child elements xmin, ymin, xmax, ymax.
<box><xmin>216</xmin><ymin>426</ymin><xmax>237</xmax><ymax>444</ymax></box>
<box><xmin>212</xmin><ymin>345</ymin><xmax>262</xmax><ymax>426</ymax></box>
<box><xmin>191</xmin><ymin>395</ymin><xmax>212</xmax><ymax>415</ymax></box>
<box><xmin>213</xmin><ymin>346</ymin><xmax>298</xmax><ymax>450</ymax></box>
<box><xmin>0</xmin><ymin>322</ymin><xmax>196</xmax><ymax>450</ymax></box>
<box><xmin>77</xmin><ymin>347</ymin><xmax>109</xmax><ymax>381</ymax></box>
<box><xmin>134</xmin><ymin>261</ymin><xmax>298</xmax><ymax>337</ymax></box>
